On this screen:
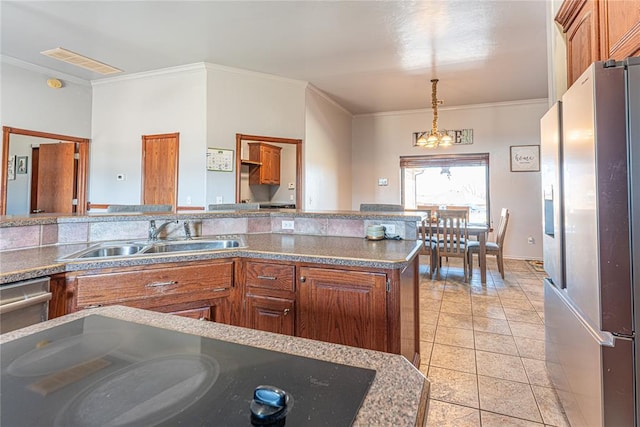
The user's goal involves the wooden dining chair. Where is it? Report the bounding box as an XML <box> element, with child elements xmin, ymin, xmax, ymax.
<box><xmin>436</xmin><ymin>209</ymin><xmax>469</xmax><ymax>281</ymax></box>
<box><xmin>418</xmin><ymin>211</ymin><xmax>438</xmax><ymax>278</ymax></box>
<box><xmin>467</xmin><ymin>208</ymin><xmax>510</xmax><ymax>278</ymax></box>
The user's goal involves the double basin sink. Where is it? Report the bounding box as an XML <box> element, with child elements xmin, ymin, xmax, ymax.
<box><xmin>58</xmin><ymin>238</ymin><xmax>246</xmax><ymax>262</ymax></box>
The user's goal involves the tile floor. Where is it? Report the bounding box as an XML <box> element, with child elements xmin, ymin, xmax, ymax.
<box><xmin>418</xmin><ymin>256</ymin><xmax>571</xmax><ymax>427</ymax></box>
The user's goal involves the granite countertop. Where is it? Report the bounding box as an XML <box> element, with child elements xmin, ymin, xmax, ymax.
<box><xmin>0</xmin><ymin>233</ymin><xmax>422</xmax><ymax>284</ymax></box>
<box><xmin>0</xmin><ymin>305</ymin><xmax>429</xmax><ymax>426</ymax></box>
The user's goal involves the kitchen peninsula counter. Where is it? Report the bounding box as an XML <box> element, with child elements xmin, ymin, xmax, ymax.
<box><xmin>0</xmin><ymin>305</ymin><xmax>429</xmax><ymax>426</ymax></box>
<box><xmin>0</xmin><ymin>233</ymin><xmax>421</xmax><ymax>284</ymax></box>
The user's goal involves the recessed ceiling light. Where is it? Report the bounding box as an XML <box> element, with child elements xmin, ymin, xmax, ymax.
<box><xmin>41</xmin><ymin>47</ymin><xmax>122</xmax><ymax>75</ymax></box>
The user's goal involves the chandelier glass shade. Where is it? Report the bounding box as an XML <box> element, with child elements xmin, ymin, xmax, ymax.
<box><xmin>415</xmin><ymin>79</ymin><xmax>453</xmax><ymax>148</ymax></box>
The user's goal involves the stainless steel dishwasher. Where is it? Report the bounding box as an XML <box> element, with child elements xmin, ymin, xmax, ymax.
<box><xmin>0</xmin><ymin>277</ymin><xmax>51</xmax><ymax>333</ymax></box>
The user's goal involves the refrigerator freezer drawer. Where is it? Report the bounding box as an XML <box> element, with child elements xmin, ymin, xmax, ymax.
<box><xmin>545</xmin><ymin>279</ymin><xmax>635</xmax><ymax>427</ymax></box>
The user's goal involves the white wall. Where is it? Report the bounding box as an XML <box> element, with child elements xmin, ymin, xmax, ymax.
<box><xmin>1</xmin><ymin>59</ymin><xmax>92</xmax><ymax>136</ymax></box>
<box><xmin>304</xmin><ymin>86</ymin><xmax>353</xmax><ymax>210</ymax></box>
<box><xmin>205</xmin><ymin>65</ymin><xmax>306</xmax><ymax>206</ymax></box>
<box><xmin>90</xmin><ymin>65</ymin><xmax>207</xmax><ymax>207</ymax></box>
<box><xmin>352</xmin><ymin>100</ymin><xmax>549</xmax><ymax>260</ymax></box>
<box><xmin>1</xmin><ymin>59</ymin><xmax>92</xmax><ymax>214</ymax></box>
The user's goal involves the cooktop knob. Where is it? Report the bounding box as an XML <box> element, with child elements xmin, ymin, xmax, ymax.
<box><xmin>250</xmin><ymin>385</ymin><xmax>293</xmax><ymax>426</ymax></box>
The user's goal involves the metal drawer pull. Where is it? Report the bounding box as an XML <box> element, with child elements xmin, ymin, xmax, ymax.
<box><xmin>283</xmin><ymin>308</ymin><xmax>290</xmax><ymax>316</ymax></box>
<box><xmin>146</xmin><ymin>280</ymin><xmax>177</xmax><ymax>288</ymax></box>
<box><xmin>257</xmin><ymin>275</ymin><xmax>277</xmax><ymax>280</ymax></box>
<box><xmin>0</xmin><ymin>293</ymin><xmax>52</xmax><ymax>315</ymax></box>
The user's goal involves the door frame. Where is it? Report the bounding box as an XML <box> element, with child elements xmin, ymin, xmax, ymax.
<box><xmin>235</xmin><ymin>133</ymin><xmax>302</xmax><ymax>208</ymax></box>
<box><xmin>1</xmin><ymin>126</ymin><xmax>89</xmax><ymax>215</ymax></box>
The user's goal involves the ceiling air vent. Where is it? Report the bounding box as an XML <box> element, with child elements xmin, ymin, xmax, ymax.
<box><xmin>41</xmin><ymin>47</ymin><xmax>122</xmax><ymax>75</ymax></box>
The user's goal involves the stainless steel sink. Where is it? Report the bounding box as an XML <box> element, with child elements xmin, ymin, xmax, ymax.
<box><xmin>140</xmin><ymin>240</ymin><xmax>242</xmax><ymax>254</ymax></box>
<box><xmin>57</xmin><ymin>238</ymin><xmax>246</xmax><ymax>261</ymax></box>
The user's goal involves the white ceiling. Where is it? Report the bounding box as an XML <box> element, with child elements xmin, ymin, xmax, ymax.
<box><xmin>1</xmin><ymin>1</ymin><xmax>550</xmax><ymax>114</ymax></box>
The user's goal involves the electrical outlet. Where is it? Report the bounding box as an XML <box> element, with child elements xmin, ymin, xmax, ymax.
<box><xmin>381</xmin><ymin>223</ymin><xmax>396</xmax><ymax>235</ymax></box>
<box><xmin>216</xmin><ymin>196</ymin><xmax>223</xmax><ymax>204</ymax></box>
<box><xmin>527</xmin><ymin>236</ymin><xmax>535</xmax><ymax>244</ymax></box>
<box><xmin>288</xmin><ymin>183</ymin><xmax>295</xmax><ymax>190</ymax></box>
<box><xmin>378</xmin><ymin>178</ymin><xmax>388</xmax><ymax>186</ymax></box>
<box><xmin>186</xmin><ymin>196</ymin><xmax>192</xmax><ymax>205</ymax></box>
<box><xmin>281</xmin><ymin>220</ymin><xmax>294</xmax><ymax>230</ymax></box>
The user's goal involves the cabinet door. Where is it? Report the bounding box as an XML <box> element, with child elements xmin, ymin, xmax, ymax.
<box><xmin>297</xmin><ymin>267</ymin><xmax>387</xmax><ymax>352</ymax></box>
<box><xmin>270</xmin><ymin>147</ymin><xmax>281</xmax><ymax>185</ymax></box>
<box><xmin>599</xmin><ymin>0</ymin><xmax>640</xmax><ymax>60</ymax></box>
<box><xmin>557</xmin><ymin>0</ymin><xmax>601</xmax><ymax>86</ymax></box>
<box><xmin>246</xmin><ymin>295</ymin><xmax>294</xmax><ymax>335</ymax></box>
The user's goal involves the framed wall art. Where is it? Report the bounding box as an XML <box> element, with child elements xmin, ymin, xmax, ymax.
<box><xmin>17</xmin><ymin>156</ymin><xmax>28</xmax><ymax>174</ymax></box>
<box><xmin>7</xmin><ymin>155</ymin><xmax>15</xmax><ymax>180</ymax></box>
<box><xmin>510</xmin><ymin>145</ymin><xmax>540</xmax><ymax>172</ymax></box>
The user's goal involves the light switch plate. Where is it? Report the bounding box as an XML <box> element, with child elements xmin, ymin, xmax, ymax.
<box><xmin>378</xmin><ymin>178</ymin><xmax>388</xmax><ymax>186</ymax></box>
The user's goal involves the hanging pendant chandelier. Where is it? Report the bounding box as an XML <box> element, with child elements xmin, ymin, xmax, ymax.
<box><xmin>415</xmin><ymin>79</ymin><xmax>453</xmax><ymax>148</ymax></box>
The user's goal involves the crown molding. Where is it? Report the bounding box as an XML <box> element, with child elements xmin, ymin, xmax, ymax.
<box><xmin>1</xmin><ymin>55</ymin><xmax>90</xmax><ymax>86</ymax></box>
<box><xmin>203</xmin><ymin>62</ymin><xmax>308</xmax><ymax>88</ymax></box>
<box><xmin>305</xmin><ymin>84</ymin><xmax>352</xmax><ymax>116</ymax></box>
<box><xmin>91</xmin><ymin>63</ymin><xmax>207</xmax><ymax>86</ymax></box>
<box><xmin>354</xmin><ymin>98</ymin><xmax>549</xmax><ymax>118</ymax></box>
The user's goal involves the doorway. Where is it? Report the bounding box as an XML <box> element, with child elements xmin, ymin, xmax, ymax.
<box><xmin>1</xmin><ymin>126</ymin><xmax>89</xmax><ymax>215</ymax></box>
<box><xmin>142</xmin><ymin>132</ymin><xmax>179</xmax><ymax>211</ymax></box>
<box><xmin>235</xmin><ymin>134</ymin><xmax>302</xmax><ymax>208</ymax></box>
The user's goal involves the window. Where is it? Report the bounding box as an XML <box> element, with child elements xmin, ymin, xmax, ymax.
<box><xmin>401</xmin><ymin>153</ymin><xmax>490</xmax><ymax>224</ymax></box>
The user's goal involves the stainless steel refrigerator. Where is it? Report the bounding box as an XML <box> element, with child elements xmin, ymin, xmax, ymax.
<box><xmin>541</xmin><ymin>58</ymin><xmax>639</xmax><ymax>427</ymax></box>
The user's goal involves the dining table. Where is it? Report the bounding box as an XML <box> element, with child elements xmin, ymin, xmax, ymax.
<box><xmin>420</xmin><ymin>221</ymin><xmax>490</xmax><ymax>284</ymax></box>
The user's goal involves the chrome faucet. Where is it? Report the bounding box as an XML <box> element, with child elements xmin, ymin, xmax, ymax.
<box><xmin>148</xmin><ymin>220</ymin><xmax>177</xmax><ymax>241</ymax></box>
<box><xmin>183</xmin><ymin>221</ymin><xmax>193</xmax><ymax>240</ymax></box>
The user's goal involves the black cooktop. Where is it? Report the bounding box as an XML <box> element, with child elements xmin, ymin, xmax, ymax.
<box><xmin>1</xmin><ymin>315</ymin><xmax>375</xmax><ymax>426</ymax></box>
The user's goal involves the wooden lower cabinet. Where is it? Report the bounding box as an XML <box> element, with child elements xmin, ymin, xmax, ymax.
<box><xmin>50</xmin><ymin>259</ymin><xmax>235</xmax><ymax>324</ymax></box>
<box><xmin>49</xmin><ymin>255</ymin><xmax>420</xmax><ymax>365</ymax></box>
<box><xmin>246</xmin><ymin>295</ymin><xmax>294</xmax><ymax>335</ymax></box>
<box><xmin>297</xmin><ymin>266</ymin><xmax>388</xmax><ymax>352</ymax></box>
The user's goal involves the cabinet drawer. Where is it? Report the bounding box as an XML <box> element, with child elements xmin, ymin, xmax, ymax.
<box><xmin>170</xmin><ymin>306</ymin><xmax>212</xmax><ymax>321</ymax></box>
<box><xmin>245</xmin><ymin>262</ymin><xmax>294</xmax><ymax>292</ymax></box>
<box><xmin>76</xmin><ymin>262</ymin><xmax>233</xmax><ymax>308</ymax></box>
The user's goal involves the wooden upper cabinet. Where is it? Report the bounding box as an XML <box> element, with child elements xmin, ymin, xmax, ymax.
<box><xmin>557</xmin><ymin>0</ymin><xmax>640</xmax><ymax>87</ymax></box>
<box><xmin>599</xmin><ymin>0</ymin><xmax>640</xmax><ymax>60</ymax></box>
<box><xmin>556</xmin><ymin>0</ymin><xmax>601</xmax><ymax>86</ymax></box>
<box><xmin>248</xmin><ymin>142</ymin><xmax>281</xmax><ymax>185</ymax></box>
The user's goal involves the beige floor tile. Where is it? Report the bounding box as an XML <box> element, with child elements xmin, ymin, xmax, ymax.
<box><xmin>468</xmin><ymin>285</ymin><xmax>499</xmax><ymax>297</ymax></box>
<box><xmin>531</xmin><ymin>385</ymin><xmax>570</xmax><ymax>427</ymax></box>
<box><xmin>420</xmin><ymin>296</ymin><xmax>443</xmax><ymax>311</ymax></box>
<box><xmin>430</xmin><ymin>343</ymin><xmax>476</xmax><ymax>374</ymax></box>
<box><xmin>434</xmin><ymin>326</ymin><xmax>475</xmax><ymax>349</ymax></box>
<box><xmin>420</xmin><ymin>309</ymin><xmax>440</xmax><ymax>325</ymax></box>
<box><xmin>421</xmin><ymin>322</ymin><xmax>437</xmax><ymax>342</ymax></box>
<box><xmin>474</xmin><ymin>331</ymin><xmax>519</xmax><ymax>356</ymax></box>
<box><xmin>440</xmin><ymin>300</ymin><xmax>472</xmax><ymax>315</ymax></box>
<box><xmin>472</xmin><ymin>304</ymin><xmax>507</xmax><ymax>320</ymax></box>
<box><xmin>473</xmin><ymin>316</ymin><xmax>512</xmax><ymax>335</ymax></box>
<box><xmin>476</xmin><ymin>350</ymin><xmax>528</xmax><ymax>383</ymax></box>
<box><xmin>471</xmin><ymin>294</ymin><xmax>501</xmax><ymax>305</ymax></box>
<box><xmin>514</xmin><ymin>336</ymin><xmax>546</xmax><ymax>360</ymax></box>
<box><xmin>509</xmin><ymin>321</ymin><xmax>545</xmax><ymax>341</ymax></box>
<box><xmin>420</xmin><ymin>340</ymin><xmax>434</xmax><ymax>369</ymax></box>
<box><xmin>522</xmin><ymin>358</ymin><xmax>553</xmax><ymax>387</ymax></box>
<box><xmin>500</xmin><ymin>297</ymin><xmax>536</xmax><ymax>311</ymax></box>
<box><xmin>438</xmin><ymin>312</ymin><xmax>474</xmax><ymax>330</ymax></box>
<box><xmin>503</xmin><ymin>307</ymin><xmax>543</xmax><ymax>324</ymax></box>
<box><xmin>427</xmin><ymin>366</ymin><xmax>479</xmax><ymax>408</ymax></box>
<box><xmin>426</xmin><ymin>400</ymin><xmax>481</xmax><ymax>427</ymax></box>
<box><xmin>478</xmin><ymin>376</ymin><xmax>542</xmax><ymax>423</ymax></box>
<box><xmin>480</xmin><ymin>411</ymin><xmax>544</xmax><ymax>426</ymax></box>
